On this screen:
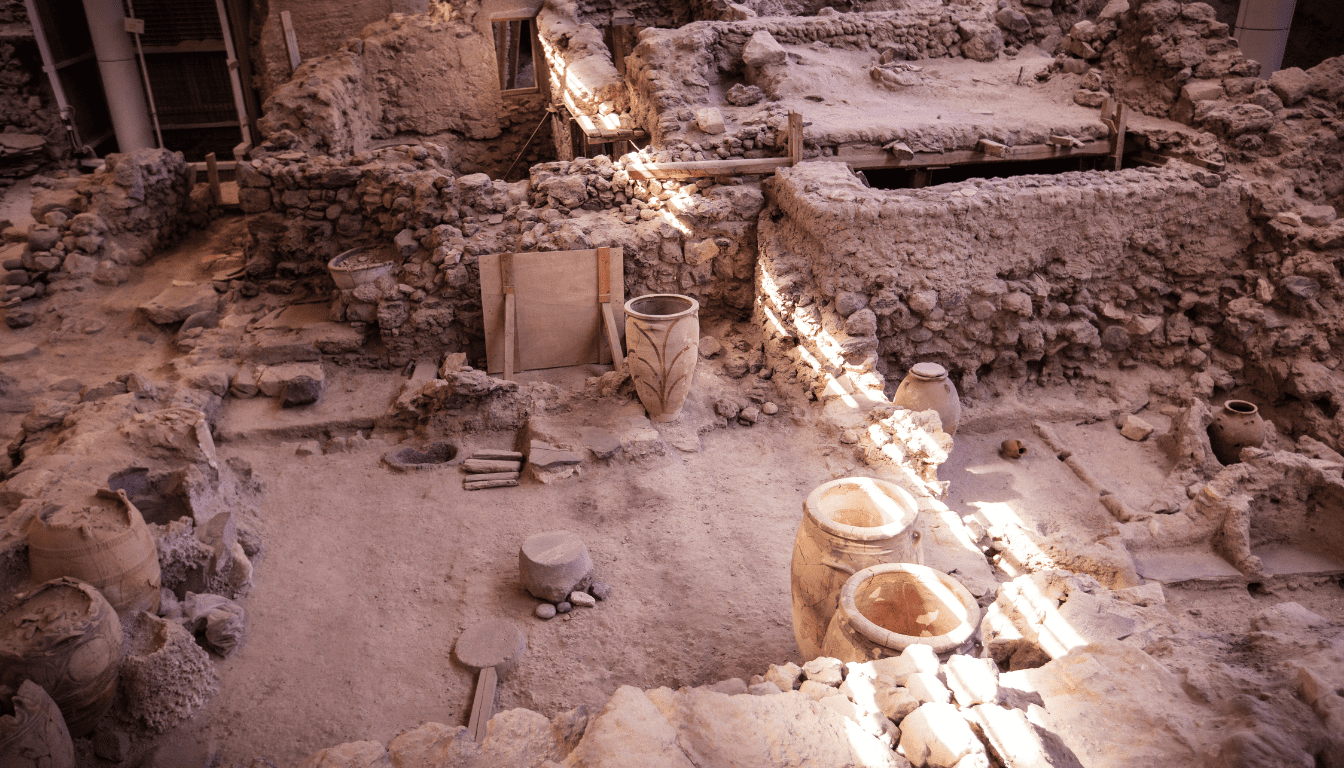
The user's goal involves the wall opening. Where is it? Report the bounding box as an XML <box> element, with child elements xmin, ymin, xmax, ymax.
<box><xmin>859</xmin><ymin>156</ymin><xmax>1118</xmax><ymax>190</ymax></box>
<box><xmin>494</xmin><ymin>17</ymin><xmax>539</xmax><ymax>95</ymax></box>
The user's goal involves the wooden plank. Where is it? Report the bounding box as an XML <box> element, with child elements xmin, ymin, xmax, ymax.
<box><xmin>596</xmin><ymin>246</ymin><xmax>613</xmax><ymax>366</ymax></box>
<box><xmin>468</xmin><ymin>667</ymin><xmax>497</xmax><ymax>742</ymax></box>
<box><xmin>1137</xmin><ymin>149</ymin><xmax>1223</xmax><ymax>172</ymax></box>
<box><xmin>1049</xmin><ymin>134</ymin><xmax>1083</xmax><ymax>148</ymax></box>
<box><xmin>503</xmin><ymin>293</ymin><xmax>517</xmax><ymax>380</ymax></box>
<box><xmin>508</xmin><ymin>20</ymin><xmax>522</xmax><ymax>90</ymax></box>
<box><xmin>495</xmin><ymin>20</ymin><xmax>508</xmax><ymax>91</ymax></box>
<box><xmin>465</xmin><ymin>478</ymin><xmax>520</xmax><ymax>490</ymax></box>
<box><xmin>624</xmin><ymin>156</ymin><xmax>792</xmax><ymax>180</ymax></box>
<box><xmin>1111</xmin><ymin>103</ymin><xmax>1127</xmax><ymax>171</ymax></box>
<box><xmin>481</xmin><ymin>248</ymin><xmax>624</xmax><ymax>375</ymax></box>
<box><xmin>788</xmin><ymin>112</ymin><xmax>803</xmax><ymax>166</ymax></box>
<box><xmin>835</xmin><ymin>141</ymin><xmax>1112</xmax><ymax>169</ymax></box>
<box><xmin>205</xmin><ymin>152</ymin><xmax>222</xmax><ymax>205</ymax></box>
<box><xmin>280</xmin><ymin>11</ymin><xmax>301</xmax><ymax>73</ymax></box>
<box><xmin>602</xmin><ymin>302</ymin><xmax>624</xmax><ymax>370</ymax></box>
<box><xmin>463</xmin><ymin>471</ymin><xmax>520</xmax><ymax>482</ymax></box>
<box><xmin>464</xmin><ymin>459</ymin><xmax>522</xmax><ymax>474</ymax></box>
<box><xmin>611</xmin><ymin>22</ymin><xmax>630</xmax><ymax>78</ymax></box>
<box><xmin>471</xmin><ymin>450</ymin><xmax>524</xmax><ymax>461</ymax></box>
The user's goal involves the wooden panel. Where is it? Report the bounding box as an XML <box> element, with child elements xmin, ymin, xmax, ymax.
<box><xmin>468</xmin><ymin>666</ymin><xmax>497</xmax><ymax>742</ymax></box>
<box><xmin>280</xmin><ymin>11</ymin><xmax>300</xmax><ymax>73</ymax></box>
<box><xmin>481</xmin><ymin>248</ymin><xmax>624</xmax><ymax>375</ymax></box>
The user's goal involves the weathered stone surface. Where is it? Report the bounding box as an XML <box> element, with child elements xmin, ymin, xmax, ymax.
<box><xmin>1251</xmin><ymin>601</ymin><xmax>1329</xmax><ymax>632</ymax></box>
<box><xmin>697</xmin><ymin>108</ymin><xmax>726</xmax><ymax>135</ymax></box>
<box><xmin>803</xmin><ymin>656</ymin><xmax>845</xmax><ymax>686</ymax></box>
<box><xmin>900</xmin><ymin>702</ymin><xmax>983</xmax><ymax>768</ymax></box>
<box><xmin>0</xmin><ymin>341</ymin><xmax>39</xmax><ymax>362</ymax></box>
<box><xmin>563</xmin><ymin>686</ymin><xmax>695</xmax><ymax>768</ymax></box>
<box><xmin>519</xmin><ymin>530</ymin><xmax>593</xmax><ymax>603</ymax></box>
<box><xmin>140</xmin><ymin>284</ymin><xmax>220</xmax><ymax>325</ymax></box>
<box><xmin>944</xmin><ymin>655</ymin><xmax>999</xmax><ymax>708</ymax></box>
<box><xmin>906</xmin><ymin>672</ymin><xmax>953</xmax><ymax>705</ymax></box>
<box><xmin>1269</xmin><ymin>66</ymin><xmax>1312</xmax><ymax>105</ymax></box>
<box><xmin>1119</xmin><ymin>415</ymin><xmax>1154</xmax><ymax>441</ymax></box>
<box><xmin>298</xmin><ymin>741</ymin><xmax>391</xmax><ymax>768</ymax></box>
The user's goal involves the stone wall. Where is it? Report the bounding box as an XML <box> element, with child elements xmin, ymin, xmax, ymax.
<box><xmin>239</xmin><ymin>146</ymin><xmax>762</xmax><ymax>364</ymax></box>
<box><xmin>625</xmin><ymin>4</ymin><xmax>1004</xmax><ymax>147</ymax></box>
<box><xmin>255</xmin><ymin>6</ymin><xmax>552</xmax><ymax>177</ymax></box>
<box><xmin>537</xmin><ymin>0</ymin><xmax>629</xmax><ymax>116</ymax></box>
<box><xmin>0</xmin><ymin>1</ymin><xmax>65</xmax><ymax>173</ymax></box>
<box><xmin>758</xmin><ymin>161</ymin><xmax>1258</xmax><ymax>396</ymax></box>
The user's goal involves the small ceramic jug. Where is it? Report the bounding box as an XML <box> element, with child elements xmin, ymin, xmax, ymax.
<box><xmin>1207</xmin><ymin>399</ymin><xmax>1265</xmax><ymax>465</ymax></box>
<box><xmin>893</xmin><ymin>362</ymin><xmax>961</xmax><ymax>436</ymax></box>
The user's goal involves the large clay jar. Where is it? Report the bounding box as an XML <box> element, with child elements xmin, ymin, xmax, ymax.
<box><xmin>791</xmin><ymin>477</ymin><xmax>922</xmax><ymax>661</ymax></box>
<box><xmin>0</xmin><ymin>680</ymin><xmax>75</xmax><ymax>768</ymax></box>
<box><xmin>624</xmin><ymin>294</ymin><xmax>699</xmax><ymax>423</ymax></box>
<box><xmin>822</xmin><ymin>562</ymin><xmax>981</xmax><ymax>663</ymax></box>
<box><xmin>0</xmin><ymin>578</ymin><xmax>124</xmax><ymax>737</ymax></box>
<box><xmin>27</xmin><ymin>488</ymin><xmax>161</xmax><ymax>615</ymax></box>
<box><xmin>893</xmin><ymin>362</ymin><xmax>961</xmax><ymax>436</ymax></box>
<box><xmin>1207</xmin><ymin>400</ymin><xmax>1266</xmax><ymax>465</ymax></box>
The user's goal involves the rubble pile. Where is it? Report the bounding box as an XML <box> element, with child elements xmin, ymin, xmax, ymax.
<box><xmin>2</xmin><ymin>149</ymin><xmax>201</xmax><ymax>327</ymax></box>
<box><xmin>0</xmin><ymin>1</ymin><xmax>64</xmax><ymax>172</ymax></box>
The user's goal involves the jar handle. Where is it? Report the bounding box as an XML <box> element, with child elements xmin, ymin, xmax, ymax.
<box><xmin>821</xmin><ymin>559</ymin><xmax>855</xmax><ymax>576</ymax></box>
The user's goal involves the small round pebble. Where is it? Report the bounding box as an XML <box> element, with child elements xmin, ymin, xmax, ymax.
<box><xmin>556</xmin><ymin>601</ymin><xmax>573</xmax><ymax>614</ymax></box>
<box><xmin>761</xmin><ymin>402</ymin><xmax>778</xmax><ymax>415</ymax></box>
<box><xmin>590</xmin><ymin>582</ymin><xmax>611</xmax><ymax>601</ymax></box>
<box><xmin>535</xmin><ymin>603</ymin><xmax>557</xmax><ymax>619</ymax></box>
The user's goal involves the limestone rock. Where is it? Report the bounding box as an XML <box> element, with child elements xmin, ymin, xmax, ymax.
<box><xmin>1119</xmin><ymin>415</ymin><xmax>1154</xmax><ymax>441</ymax></box>
<box><xmin>900</xmin><ymin>702</ymin><xmax>983</xmax><ymax>768</ymax></box>
<box><xmin>1269</xmin><ymin>66</ymin><xmax>1312</xmax><ymax>105</ymax></box>
<box><xmin>477</xmin><ymin>708</ymin><xmax>564</xmax><ymax>766</ymax></box>
<box><xmin>388</xmin><ymin>723</ymin><xmax>479</xmax><ymax>768</ymax></box>
<box><xmin>803</xmin><ymin>656</ymin><xmax>844</xmax><ymax>686</ymax></box>
<box><xmin>298</xmin><ymin>741</ymin><xmax>391</xmax><ymax>768</ymax></box>
<box><xmin>1251</xmin><ymin>602</ymin><xmax>1329</xmax><ymax>632</ymax></box>
<box><xmin>562</xmin><ymin>685</ymin><xmax>695</xmax><ymax>768</ymax></box>
<box><xmin>906</xmin><ymin>672</ymin><xmax>952</xmax><ymax>705</ymax></box>
<box><xmin>141</xmin><ymin>284</ymin><xmax>221</xmax><ymax>325</ymax></box>
<box><xmin>765</xmin><ymin>661</ymin><xmax>802</xmax><ymax>691</ymax></box>
<box><xmin>519</xmin><ymin>530</ymin><xmax>593</xmax><ymax>603</ymax></box>
<box><xmin>696</xmin><ymin>108</ymin><xmax>726</xmax><ymax>135</ymax></box>
<box><xmin>944</xmin><ymin>656</ymin><xmax>999</xmax><ymax>708</ymax></box>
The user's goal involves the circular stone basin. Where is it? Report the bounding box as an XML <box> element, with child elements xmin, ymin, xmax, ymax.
<box><xmin>382</xmin><ymin>441</ymin><xmax>458</xmax><ymax>473</ymax></box>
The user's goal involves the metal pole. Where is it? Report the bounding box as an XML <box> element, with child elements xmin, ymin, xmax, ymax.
<box><xmin>1234</xmin><ymin>0</ymin><xmax>1298</xmax><ymax>76</ymax></box>
<box><xmin>213</xmin><ymin>0</ymin><xmax>253</xmax><ymax>149</ymax></box>
<box><xmin>123</xmin><ymin>0</ymin><xmax>164</xmax><ymax>148</ymax></box>
<box><xmin>22</xmin><ymin>0</ymin><xmax>87</xmax><ymax>155</ymax></box>
<box><xmin>80</xmin><ymin>0</ymin><xmax>155</xmax><ymax>151</ymax></box>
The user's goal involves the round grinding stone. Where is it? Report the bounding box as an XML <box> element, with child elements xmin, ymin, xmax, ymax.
<box><xmin>454</xmin><ymin>619</ymin><xmax>526</xmax><ymax>675</ymax></box>
<box><xmin>519</xmin><ymin>530</ymin><xmax>594</xmax><ymax>603</ymax></box>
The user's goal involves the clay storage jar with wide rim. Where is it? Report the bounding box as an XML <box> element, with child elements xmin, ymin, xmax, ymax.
<box><xmin>26</xmin><ymin>488</ymin><xmax>162</xmax><ymax>615</ymax></box>
<box><xmin>624</xmin><ymin>293</ymin><xmax>700</xmax><ymax>423</ymax></box>
<box><xmin>1207</xmin><ymin>399</ymin><xmax>1266</xmax><ymax>465</ymax></box>
<box><xmin>822</xmin><ymin>562</ymin><xmax>981</xmax><ymax>663</ymax></box>
<box><xmin>791</xmin><ymin>476</ymin><xmax>923</xmax><ymax>661</ymax></box>
<box><xmin>0</xmin><ymin>679</ymin><xmax>75</xmax><ymax>764</ymax></box>
<box><xmin>327</xmin><ymin>245</ymin><xmax>398</xmax><ymax>290</ymax></box>
<box><xmin>0</xmin><ymin>578</ymin><xmax>124</xmax><ymax>738</ymax></box>
<box><xmin>892</xmin><ymin>362</ymin><xmax>961</xmax><ymax>436</ymax></box>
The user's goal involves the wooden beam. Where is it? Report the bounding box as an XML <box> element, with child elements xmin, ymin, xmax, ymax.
<box><xmin>1110</xmin><ymin>103</ymin><xmax>1127</xmax><ymax>171</ymax></box>
<box><xmin>468</xmin><ymin>667</ymin><xmax>498</xmax><ymax>742</ymax></box>
<box><xmin>1049</xmin><ymin>134</ymin><xmax>1083</xmax><ymax>148</ymax></box>
<box><xmin>624</xmin><ymin>156</ymin><xmax>792</xmax><ymax>180</ymax></box>
<box><xmin>205</xmin><ymin>152</ymin><xmax>222</xmax><ymax>206</ymax></box>
<box><xmin>280</xmin><ymin>11</ymin><xmax>301</xmax><ymax>73</ymax></box>
<box><xmin>788</xmin><ymin>112</ymin><xmax>803</xmax><ymax>166</ymax></box>
<box><xmin>502</xmin><ymin>253</ymin><xmax>516</xmax><ymax>381</ymax></box>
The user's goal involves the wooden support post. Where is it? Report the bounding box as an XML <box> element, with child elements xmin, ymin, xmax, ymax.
<box><xmin>507</xmin><ymin>20</ymin><xmax>522</xmax><ymax>90</ymax></box>
<box><xmin>788</xmin><ymin>112</ymin><xmax>803</xmax><ymax>166</ymax></box>
<box><xmin>502</xmin><ymin>254</ymin><xmax>516</xmax><ymax>381</ymax></box>
<box><xmin>495</xmin><ymin>21</ymin><xmax>509</xmax><ymax>90</ymax></box>
<box><xmin>910</xmin><ymin>169</ymin><xmax>931</xmax><ymax>188</ymax></box>
<box><xmin>551</xmin><ymin>107</ymin><xmax>574</xmax><ymax>162</ymax></box>
<box><xmin>596</xmin><ymin>246</ymin><xmax>623</xmax><ymax>370</ymax></box>
<box><xmin>204</xmin><ymin>152</ymin><xmax>222</xmax><ymax>205</ymax></box>
<box><xmin>468</xmin><ymin>666</ymin><xmax>498</xmax><ymax>742</ymax></box>
<box><xmin>1110</xmin><ymin>103</ymin><xmax>1127</xmax><ymax>171</ymax></box>
<box><xmin>280</xmin><ymin>11</ymin><xmax>301</xmax><ymax>73</ymax></box>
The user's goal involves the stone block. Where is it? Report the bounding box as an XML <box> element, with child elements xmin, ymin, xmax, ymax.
<box><xmin>1301</xmin><ymin>205</ymin><xmax>1337</xmax><ymax>227</ymax></box>
<box><xmin>803</xmin><ymin>656</ymin><xmax>844</xmax><ymax>686</ymax></box>
<box><xmin>765</xmin><ymin>661</ymin><xmax>802</xmax><ymax>691</ymax></box>
<box><xmin>256</xmin><ymin>362</ymin><xmax>325</xmax><ymax>398</ymax></box>
<box><xmin>141</xmin><ymin>283</ymin><xmax>221</xmax><ymax>325</ymax></box>
<box><xmin>944</xmin><ymin>655</ymin><xmax>999</xmax><ymax>708</ymax></box>
<box><xmin>906</xmin><ymin>672</ymin><xmax>952</xmax><ymax>704</ymax></box>
<box><xmin>901</xmin><ymin>702</ymin><xmax>984</xmax><ymax>768</ymax></box>
<box><xmin>518</xmin><ymin>530</ymin><xmax>593</xmax><ymax>603</ymax></box>
<box><xmin>697</xmin><ymin>108</ymin><xmax>726</xmax><ymax>135</ymax></box>
<box><xmin>1119</xmin><ymin>415</ymin><xmax>1154</xmax><ymax>441</ymax></box>
<box><xmin>1269</xmin><ymin>66</ymin><xmax>1312</xmax><ymax>105</ymax></box>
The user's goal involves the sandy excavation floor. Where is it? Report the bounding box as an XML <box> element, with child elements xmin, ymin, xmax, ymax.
<box><xmin>170</xmin><ymin>424</ymin><xmax>835</xmax><ymax>765</ymax></box>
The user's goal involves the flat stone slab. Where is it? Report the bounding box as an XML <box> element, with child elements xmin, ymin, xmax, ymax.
<box><xmin>215</xmin><ymin>366</ymin><xmax>401</xmax><ymax>442</ymax></box>
<box><xmin>455</xmin><ymin>619</ymin><xmax>525</xmax><ymax>674</ymax></box>
<box><xmin>0</xmin><ymin>341</ymin><xmax>38</xmax><ymax>362</ymax></box>
<box><xmin>140</xmin><ymin>283</ymin><xmax>220</xmax><ymax>325</ymax></box>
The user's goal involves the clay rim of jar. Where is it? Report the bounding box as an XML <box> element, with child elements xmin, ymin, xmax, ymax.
<box><xmin>0</xmin><ymin>578</ymin><xmax>102</xmax><ymax>653</ymax></box>
<box><xmin>624</xmin><ymin>293</ymin><xmax>699</xmax><ymax>321</ymax></box>
<box><xmin>1223</xmin><ymin>399</ymin><xmax>1259</xmax><ymax>416</ymax></box>
<box><xmin>908</xmin><ymin>362</ymin><xmax>949</xmax><ymax>381</ymax></box>
<box><xmin>804</xmin><ymin>477</ymin><xmax>919</xmax><ymax>542</ymax></box>
<box><xmin>328</xmin><ymin>245</ymin><xmax>394</xmax><ymax>272</ymax></box>
<box><xmin>837</xmin><ymin>562</ymin><xmax>981</xmax><ymax>654</ymax></box>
